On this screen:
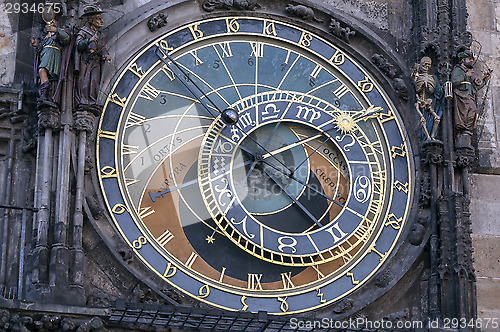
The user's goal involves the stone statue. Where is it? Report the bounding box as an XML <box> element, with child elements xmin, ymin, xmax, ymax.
<box><xmin>30</xmin><ymin>14</ymin><xmax>71</xmax><ymax>107</ymax></box>
<box><xmin>451</xmin><ymin>49</ymin><xmax>492</xmax><ymax>147</ymax></box>
<box><xmin>412</xmin><ymin>56</ymin><xmax>442</xmax><ymax>140</ymax></box>
<box><xmin>75</xmin><ymin>4</ymin><xmax>110</xmax><ymax>115</ymax></box>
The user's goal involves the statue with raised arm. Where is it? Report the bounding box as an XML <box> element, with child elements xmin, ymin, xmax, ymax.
<box><xmin>412</xmin><ymin>56</ymin><xmax>443</xmax><ymax>140</ymax></box>
<box><xmin>30</xmin><ymin>10</ymin><xmax>71</xmax><ymax>107</ymax></box>
<box><xmin>75</xmin><ymin>4</ymin><xmax>110</xmax><ymax>115</ymax></box>
<box><xmin>451</xmin><ymin>50</ymin><xmax>492</xmax><ymax>146</ymax></box>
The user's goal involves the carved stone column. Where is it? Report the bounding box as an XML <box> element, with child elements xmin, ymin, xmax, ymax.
<box><xmin>27</xmin><ymin>104</ymin><xmax>60</xmax><ymax>297</ymax></box>
<box><xmin>70</xmin><ymin>108</ymin><xmax>97</xmax><ymax>302</ymax></box>
<box><xmin>422</xmin><ymin>140</ymin><xmax>443</xmax><ymax>320</ymax></box>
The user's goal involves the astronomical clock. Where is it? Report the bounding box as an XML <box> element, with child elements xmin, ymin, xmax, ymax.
<box><xmin>95</xmin><ymin>3</ymin><xmax>418</xmax><ymax>316</ymax></box>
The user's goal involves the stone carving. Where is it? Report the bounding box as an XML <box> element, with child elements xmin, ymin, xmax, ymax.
<box><xmin>76</xmin><ymin>317</ymin><xmax>104</xmax><ymax>332</ymax></box>
<box><xmin>328</xmin><ymin>0</ymin><xmax>388</xmax><ymax>30</ymax></box>
<box><xmin>30</xmin><ymin>8</ymin><xmax>71</xmax><ymax>108</ymax></box>
<box><xmin>285</xmin><ymin>4</ymin><xmax>323</xmax><ymax>23</ymax></box>
<box><xmin>422</xmin><ymin>140</ymin><xmax>443</xmax><ymax>165</ymax></box>
<box><xmin>419</xmin><ymin>174</ymin><xmax>430</xmax><ymax>208</ymax></box>
<box><xmin>37</xmin><ymin>106</ymin><xmax>60</xmax><ymax>129</ymax></box>
<box><xmin>202</xmin><ymin>0</ymin><xmax>260</xmax><ymax>12</ymax></box>
<box><xmin>147</xmin><ymin>12</ymin><xmax>168</xmax><ymax>32</ymax></box>
<box><xmin>412</xmin><ymin>57</ymin><xmax>442</xmax><ymax>140</ymax></box>
<box><xmin>408</xmin><ymin>218</ymin><xmax>427</xmax><ymax>246</ymax></box>
<box><xmin>382</xmin><ymin>309</ymin><xmax>409</xmax><ymax>322</ymax></box>
<box><xmin>87</xmin><ymin>291</ymin><xmax>111</xmax><ymax>306</ymax></box>
<box><xmin>392</xmin><ymin>78</ymin><xmax>408</xmax><ymax>101</ymax></box>
<box><xmin>371</xmin><ymin>54</ymin><xmax>397</xmax><ymax>79</ymax></box>
<box><xmin>332</xmin><ymin>298</ymin><xmax>353</xmax><ymax>314</ymax></box>
<box><xmin>75</xmin><ymin>3</ymin><xmax>111</xmax><ymax>116</ymax></box>
<box><xmin>451</xmin><ymin>49</ymin><xmax>492</xmax><ymax>149</ymax></box>
<box><xmin>374</xmin><ymin>269</ymin><xmax>393</xmax><ymax>288</ymax></box>
<box><xmin>116</xmin><ymin>243</ymin><xmax>134</xmax><ymax>263</ymax></box>
<box><xmin>73</xmin><ymin>110</ymin><xmax>95</xmax><ymax>132</ymax></box>
<box><xmin>328</xmin><ymin>18</ymin><xmax>355</xmax><ymax>42</ymax></box>
<box><xmin>86</xmin><ymin>195</ymin><xmax>104</xmax><ymax>219</ymax></box>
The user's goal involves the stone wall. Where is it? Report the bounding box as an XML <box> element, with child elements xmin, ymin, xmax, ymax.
<box><xmin>0</xmin><ymin>5</ymin><xmax>18</xmax><ymax>87</ymax></box>
<box><xmin>467</xmin><ymin>0</ymin><xmax>500</xmax><ymax>327</ymax></box>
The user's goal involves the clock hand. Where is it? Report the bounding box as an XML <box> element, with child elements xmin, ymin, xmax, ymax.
<box><xmin>148</xmin><ymin>158</ymin><xmax>254</xmax><ymax>202</ymax></box>
<box><xmin>261</xmin><ymin>132</ymin><xmax>324</xmax><ymax>160</ymax></box>
<box><xmin>261</xmin><ymin>166</ymin><xmax>323</xmax><ymax>228</ymax></box>
<box><xmin>155</xmin><ymin>47</ymin><xmax>289</xmax><ymax>171</ymax></box>
<box><xmin>155</xmin><ymin>47</ymin><xmax>239</xmax><ymax>125</ymax></box>
<box><xmin>262</xmin><ymin>158</ymin><xmax>344</xmax><ymax>208</ymax></box>
<box><xmin>352</xmin><ymin>105</ymin><xmax>383</xmax><ymax>121</ymax></box>
<box><xmin>292</xmin><ymin>135</ymin><xmax>331</xmax><ymax>176</ymax></box>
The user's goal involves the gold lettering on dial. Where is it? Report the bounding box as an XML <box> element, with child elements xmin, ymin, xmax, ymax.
<box><xmin>310</xmin><ymin>64</ymin><xmax>321</xmax><ymax>79</ymax></box>
<box><xmin>357</xmin><ymin>76</ymin><xmax>374</xmax><ymax>93</ymax></box>
<box><xmin>280</xmin><ymin>272</ymin><xmax>295</xmax><ymax>289</ymax></box>
<box><xmin>161</xmin><ymin>66</ymin><xmax>176</xmax><ymax>81</ymax></box>
<box><xmin>240</xmin><ymin>296</ymin><xmax>248</xmax><ymax>311</ymax></box>
<box><xmin>329</xmin><ymin>49</ymin><xmax>345</xmax><ymax>65</ymax></box>
<box><xmin>394</xmin><ymin>180</ymin><xmax>409</xmax><ymax>194</ymax></box>
<box><xmin>346</xmin><ymin>271</ymin><xmax>360</xmax><ymax>285</ymax></box>
<box><xmin>156</xmin><ymin>39</ymin><xmax>174</xmax><ymax>53</ymax></box>
<box><xmin>225</xmin><ymin>18</ymin><xmax>239</xmax><ymax>33</ymax></box>
<box><xmin>122</xmin><ymin>144</ymin><xmax>139</xmax><ymax>155</ymax></box>
<box><xmin>219</xmin><ymin>267</ymin><xmax>226</xmax><ymax>282</ymax></box>
<box><xmin>100</xmin><ymin>166</ymin><xmax>117</xmax><ymax>178</ymax></box>
<box><xmin>325</xmin><ymin>222</ymin><xmax>347</xmax><ymax>243</ymax></box>
<box><xmin>188</xmin><ymin>23</ymin><xmax>203</xmax><ymax>39</ymax></box>
<box><xmin>132</xmin><ymin>236</ymin><xmax>147</xmax><ymax>249</ymax></box>
<box><xmin>156</xmin><ymin>229</ymin><xmax>174</xmax><ymax>247</ymax></box>
<box><xmin>311</xmin><ymin>265</ymin><xmax>325</xmax><ymax>279</ymax></box>
<box><xmin>317</xmin><ymin>288</ymin><xmax>326</xmax><ymax>303</ymax></box>
<box><xmin>215</xmin><ymin>42</ymin><xmax>233</xmax><ymax>58</ymax></box>
<box><xmin>391</xmin><ymin>144</ymin><xmax>406</xmax><ymax>159</ymax></box>
<box><xmin>298</xmin><ymin>32</ymin><xmax>313</xmax><ymax>47</ymax></box>
<box><xmin>250</xmin><ymin>42</ymin><xmax>264</xmax><ymax>58</ymax></box>
<box><xmin>278</xmin><ymin>297</ymin><xmax>289</xmax><ymax>312</ymax></box>
<box><xmin>263</xmin><ymin>20</ymin><xmax>277</xmax><ymax>36</ymax></box>
<box><xmin>98</xmin><ymin>130</ymin><xmax>117</xmax><ymax>140</ymax></box>
<box><xmin>189</xmin><ymin>50</ymin><xmax>203</xmax><ymax>66</ymax></box>
<box><xmin>139</xmin><ymin>83</ymin><xmax>160</xmax><ymax>101</ymax></box>
<box><xmin>230</xmin><ymin>216</ymin><xmax>255</xmax><ymax>239</ymax></box>
<box><xmin>126</xmin><ymin>112</ymin><xmax>146</xmax><ymax>128</ymax></box>
<box><xmin>129</xmin><ymin>63</ymin><xmax>145</xmax><ymax>78</ymax></box>
<box><xmin>163</xmin><ymin>262</ymin><xmax>177</xmax><ymax>278</ymax></box>
<box><xmin>109</xmin><ymin>93</ymin><xmax>126</xmax><ymax>107</ymax></box>
<box><xmin>333</xmin><ymin>84</ymin><xmax>349</xmax><ymax>99</ymax></box>
<box><xmin>277</xmin><ymin>236</ymin><xmax>297</xmax><ymax>253</ymax></box>
<box><xmin>185</xmin><ymin>252</ymin><xmax>198</xmax><ymax>268</ymax></box>
<box><xmin>247</xmin><ymin>273</ymin><xmax>263</xmax><ymax>290</ymax></box>
<box><xmin>198</xmin><ymin>284</ymin><xmax>210</xmax><ymax>298</ymax></box>
<box><xmin>385</xmin><ymin>213</ymin><xmax>403</xmax><ymax>230</ymax></box>
<box><xmin>111</xmin><ymin>203</ymin><xmax>127</xmax><ymax>215</ymax></box>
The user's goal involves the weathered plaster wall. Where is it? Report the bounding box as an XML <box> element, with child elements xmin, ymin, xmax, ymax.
<box><xmin>0</xmin><ymin>4</ymin><xmax>17</xmax><ymax>86</ymax></box>
<box><xmin>467</xmin><ymin>0</ymin><xmax>500</xmax><ymax>326</ymax></box>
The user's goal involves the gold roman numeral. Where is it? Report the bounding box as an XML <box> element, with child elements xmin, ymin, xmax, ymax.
<box><xmin>247</xmin><ymin>273</ymin><xmax>263</xmax><ymax>290</ymax></box>
<box><xmin>185</xmin><ymin>252</ymin><xmax>198</xmax><ymax>268</ymax></box>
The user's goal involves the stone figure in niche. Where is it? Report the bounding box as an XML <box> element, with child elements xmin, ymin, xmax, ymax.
<box><xmin>411</xmin><ymin>56</ymin><xmax>444</xmax><ymax>140</ymax></box>
<box><xmin>451</xmin><ymin>49</ymin><xmax>492</xmax><ymax>148</ymax></box>
<box><xmin>30</xmin><ymin>9</ymin><xmax>71</xmax><ymax>107</ymax></box>
<box><xmin>75</xmin><ymin>4</ymin><xmax>110</xmax><ymax>115</ymax></box>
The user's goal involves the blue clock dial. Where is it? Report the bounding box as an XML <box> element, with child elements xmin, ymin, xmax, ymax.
<box><xmin>97</xmin><ymin>16</ymin><xmax>413</xmax><ymax>314</ymax></box>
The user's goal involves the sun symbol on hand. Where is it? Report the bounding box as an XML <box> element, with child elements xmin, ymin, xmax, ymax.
<box><xmin>334</xmin><ymin>111</ymin><xmax>357</xmax><ymax>134</ymax></box>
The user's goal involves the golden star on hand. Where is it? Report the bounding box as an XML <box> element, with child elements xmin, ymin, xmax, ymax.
<box><xmin>205</xmin><ymin>235</ymin><xmax>215</xmax><ymax>244</ymax></box>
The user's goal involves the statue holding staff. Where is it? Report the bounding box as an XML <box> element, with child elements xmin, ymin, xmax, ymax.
<box><xmin>75</xmin><ymin>4</ymin><xmax>110</xmax><ymax>114</ymax></box>
<box><xmin>30</xmin><ymin>6</ymin><xmax>71</xmax><ymax>107</ymax></box>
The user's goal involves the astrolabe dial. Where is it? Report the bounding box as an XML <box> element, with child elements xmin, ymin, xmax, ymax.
<box><xmin>97</xmin><ymin>16</ymin><xmax>413</xmax><ymax>314</ymax></box>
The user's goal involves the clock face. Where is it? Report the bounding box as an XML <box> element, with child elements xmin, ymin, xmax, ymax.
<box><xmin>97</xmin><ymin>16</ymin><xmax>413</xmax><ymax>314</ymax></box>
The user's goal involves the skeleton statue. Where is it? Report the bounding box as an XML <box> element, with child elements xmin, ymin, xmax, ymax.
<box><xmin>412</xmin><ymin>57</ymin><xmax>441</xmax><ymax>140</ymax></box>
